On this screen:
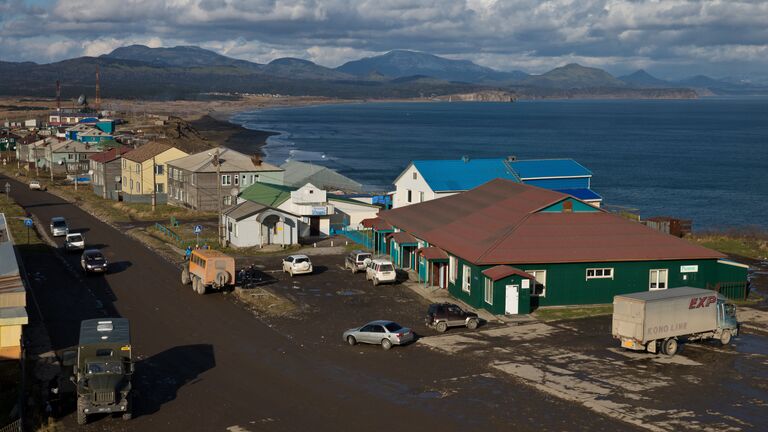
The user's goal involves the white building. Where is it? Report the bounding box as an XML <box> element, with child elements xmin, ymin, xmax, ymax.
<box><xmin>222</xmin><ymin>202</ymin><xmax>299</xmax><ymax>248</ymax></box>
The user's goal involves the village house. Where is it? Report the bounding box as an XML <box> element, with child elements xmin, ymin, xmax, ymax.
<box><xmin>368</xmin><ymin>179</ymin><xmax>747</xmax><ymax>315</ymax></box>
<box><xmin>47</xmin><ymin>140</ymin><xmax>103</xmax><ymax>174</ymax></box>
<box><xmin>0</xmin><ymin>214</ymin><xmax>28</xmax><ymax>360</ymax></box>
<box><xmin>227</xmin><ymin>182</ymin><xmax>380</xmax><ymax>247</ymax></box>
<box><xmin>167</xmin><ymin>147</ymin><xmax>284</xmax><ymax>211</ymax></box>
<box><xmin>89</xmin><ymin>146</ymin><xmax>130</xmax><ymax>200</ymax></box>
<box><xmin>222</xmin><ymin>201</ymin><xmax>300</xmax><ymax>248</ymax></box>
<box><xmin>391</xmin><ymin>156</ymin><xmax>602</xmax><ymax>209</ymax></box>
<box><xmin>121</xmin><ymin>142</ymin><xmax>188</xmax><ymax>203</ymax></box>
<box><xmin>16</xmin><ymin>136</ymin><xmax>57</xmax><ymax>169</ymax></box>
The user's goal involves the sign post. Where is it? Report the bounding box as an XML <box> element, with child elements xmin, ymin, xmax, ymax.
<box><xmin>193</xmin><ymin>225</ymin><xmax>203</xmax><ymax>246</ymax></box>
<box><xmin>4</xmin><ymin>182</ymin><xmax>9</xmax><ymax>201</ymax></box>
<box><xmin>24</xmin><ymin>218</ymin><xmax>33</xmax><ymax>244</ymax></box>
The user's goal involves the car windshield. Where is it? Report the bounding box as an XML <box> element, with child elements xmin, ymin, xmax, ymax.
<box><xmin>357</xmin><ymin>254</ymin><xmax>371</xmax><ymax>261</ymax></box>
<box><xmin>68</xmin><ymin>235</ymin><xmax>83</xmax><ymax>242</ymax></box>
<box><xmin>294</xmin><ymin>257</ymin><xmax>309</xmax><ymax>264</ymax></box>
<box><xmin>53</xmin><ymin>220</ymin><xmax>66</xmax><ymax>227</ymax></box>
<box><xmin>379</xmin><ymin>264</ymin><xmax>394</xmax><ymax>272</ymax></box>
<box><xmin>86</xmin><ymin>361</ymin><xmax>123</xmax><ymax>375</ymax></box>
<box><xmin>86</xmin><ymin>253</ymin><xmax>105</xmax><ymax>261</ymax></box>
<box><xmin>384</xmin><ymin>323</ymin><xmax>403</xmax><ymax>332</ymax></box>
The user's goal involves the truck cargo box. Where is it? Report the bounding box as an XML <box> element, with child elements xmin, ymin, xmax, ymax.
<box><xmin>612</xmin><ymin>287</ymin><xmax>720</xmax><ymax>344</ymax></box>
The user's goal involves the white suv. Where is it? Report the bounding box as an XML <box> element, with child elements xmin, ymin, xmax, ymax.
<box><xmin>64</xmin><ymin>233</ymin><xmax>85</xmax><ymax>251</ymax></box>
<box><xmin>365</xmin><ymin>259</ymin><xmax>397</xmax><ymax>286</ymax></box>
<box><xmin>282</xmin><ymin>254</ymin><xmax>313</xmax><ymax>277</ymax></box>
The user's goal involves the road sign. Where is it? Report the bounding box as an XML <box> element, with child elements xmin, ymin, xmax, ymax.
<box><xmin>24</xmin><ymin>218</ymin><xmax>33</xmax><ymax>227</ymax></box>
<box><xmin>193</xmin><ymin>225</ymin><xmax>203</xmax><ymax>234</ymax></box>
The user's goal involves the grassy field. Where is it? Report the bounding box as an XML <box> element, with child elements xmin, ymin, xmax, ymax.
<box><xmin>533</xmin><ymin>304</ymin><xmax>614</xmax><ymax>322</ymax></box>
<box><xmin>689</xmin><ymin>230</ymin><xmax>768</xmax><ymax>260</ymax></box>
<box><xmin>0</xmin><ymin>194</ymin><xmax>45</xmax><ymax>248</ymax></box>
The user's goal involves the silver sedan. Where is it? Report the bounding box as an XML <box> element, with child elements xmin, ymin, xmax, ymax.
<box><xmin>343</xmin><ymin>320</ymin><xmax>414</xmax><ymax>350</ymax></box>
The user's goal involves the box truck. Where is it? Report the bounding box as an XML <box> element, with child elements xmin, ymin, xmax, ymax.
<box><xmin>612</xmin><ymin>287</ymin><xmax>738</xmax><ymax>356</ymax></box>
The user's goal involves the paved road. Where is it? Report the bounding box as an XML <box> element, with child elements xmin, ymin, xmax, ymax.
<box><xmin>3</xmin><ymin>174</ymin><xmax>631</xmax><ymax>432</ymax></box>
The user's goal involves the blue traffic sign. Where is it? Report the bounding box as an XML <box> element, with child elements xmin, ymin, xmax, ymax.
<box><xmin>23</xmin><ymin>218</ymin><xmax>33</xmax><ymax>227</ymax></box>
<box><xmin>193</xmin><ymin>225</ymin><xmax>203</xmax><ymax>234</ymax></box>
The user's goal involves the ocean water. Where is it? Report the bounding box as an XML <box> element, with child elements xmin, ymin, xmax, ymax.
<box><xmin>230</xmin><ymin>99</ymin><xmax>768</xmax><ymax>230</ymax></box>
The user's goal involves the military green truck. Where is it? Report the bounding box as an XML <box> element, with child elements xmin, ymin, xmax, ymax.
<box><xmin>64</xmin><ymin>318</ymin><xmax>134</xmax><ymax>425</ymax></box>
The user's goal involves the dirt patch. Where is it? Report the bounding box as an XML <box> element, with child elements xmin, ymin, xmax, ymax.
<box><xmin>233</xmin><ymin>286</ymin><xmax>300</xmax><ymax>318</ymax></box>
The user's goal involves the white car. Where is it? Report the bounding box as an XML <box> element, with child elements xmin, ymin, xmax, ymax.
<box><xmin>64</xmin><ymin>233</ymin><xmax>85</xmax><ymax>251</ymax></box>
<box><xmin>282</xmin><ymin>255</ymin><xmax>313</xmax><ymax>277</ymax></box>
<box><xmin>365</xmin><ymin>259</ymin><xmax>397</xmax><ymax>286</ymax></box>
<box><xmin>29</xmin><ymin>180</ymin><xmax>42</xmax><ymax>190</ymax></box>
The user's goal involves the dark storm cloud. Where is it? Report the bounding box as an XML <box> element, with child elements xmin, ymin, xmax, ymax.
<box><xmin>1</xmin><ymin>0</ymin><xmax>766</xmax><ymax>79</ymax></box>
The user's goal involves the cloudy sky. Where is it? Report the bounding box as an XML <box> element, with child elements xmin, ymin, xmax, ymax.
<box><xmin>1</xmin><ymin>0</ymin><xmax>767</xmax><ymax>79</ymax></box>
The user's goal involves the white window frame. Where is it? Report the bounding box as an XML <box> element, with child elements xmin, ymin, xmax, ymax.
<box><xmin>155</xmin><ymin>183</ymin><xmax>164</xmax><ymax>193</ymax></box>
<box><xmin>525</xmin><ymin>270</ymin><xmax>547</xmax><ymax>297</ymax></box>
<box><xmin>484</xmin><ymin>277</ymin><xmax>493</xmax><ymax>304</ymax></box>
<box><xmin>462</xmin><ymin>264</ymin><xmax>471</xmax><ymax>293</ymax></box>
<box><xmin>221</xmin><ymin>174</ymin><xmax>232</xmax><ymax>186</ymax></box>
<box><xmin>586</xmin><ymin>267</ymin><xmax>614</xmax><ymax>280</ymax></box>
<box><xmin>223</xmin><ymin>195</ymin><xmax>232</xmax><ymax>205</ymax></box>
<box><xmin>649</xmin><ymin>269</ymin><xmax>668</xmax><ymax>290</ymax></box>
<box><xmin>419</xmin><ymin>191</ymin><xmax>424</xmax><ymax>202</ymax></box>
<box><xmin>155</xmin><ymin>164</ymin><xmax>164</xmax><ymax>175</ymax></box>
<box><xmin>234</xmin><ymin>174</ymin><xmax>239</xmax><ymax>186</ymax></box>
<box><xmin>407</xmin><ymin>189</ymin><xmax>412</xmax><ymax>203</ymax></box>
<box><xmin>449</xmin><ymin>256</ymin><xmax>457</xmax><ymax>283</ymax></box>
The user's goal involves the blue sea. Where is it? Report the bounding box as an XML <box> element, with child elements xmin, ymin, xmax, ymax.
<box><xmin>230</xmin><ymin>99</ymin><xmax>768</xmax><ymax>231</ymax></box>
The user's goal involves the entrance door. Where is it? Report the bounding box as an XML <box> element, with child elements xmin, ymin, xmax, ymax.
<box><xmin>309</xmin><ymin>217</ymin><xmax>320</xmax><ymax>236</ymax></box>
<box><xmin>505</xmin><ymin>285</ymin><xmax>519</xmax><ymax>315</ymax></box>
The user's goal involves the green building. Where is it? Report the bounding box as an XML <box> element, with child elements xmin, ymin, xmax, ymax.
<box><xmin>368</xmin><ymin>179</ymin><xmax>748</xmax><ymax>315</ymax></box>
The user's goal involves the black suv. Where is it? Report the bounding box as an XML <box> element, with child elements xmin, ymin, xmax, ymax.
<box><xmin>344</xmin><ymin>250</ymin><xmax>372</xmax><ymax>274</ymax></box>
<box><xmin>425</xmin><ymin>303</ymin><xmax>479</xmax><ymax>333</ymax></box>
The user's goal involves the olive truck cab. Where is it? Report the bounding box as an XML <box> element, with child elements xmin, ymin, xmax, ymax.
<box><xmin>612</xmin><ymin>287</ymin><xmax>739</xmax><ymax>356</ymax></box>
<box><xmin>63</xmin><ymin>319</ymin><xmax>134</xmax><ymax>425</ymax></box>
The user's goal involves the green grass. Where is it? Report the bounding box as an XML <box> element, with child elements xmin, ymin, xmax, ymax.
<box><xmin>0</xmin><ymin>195</ymin><xmax>44</xmax><ymax>246</ymax></box>
<box><xmin>690</xmin><ymin>232</ymin><xmax>768</xmax><ymax>260</ymax></box>
<box><xmin>533</xmin><ymin>304</ymin><xmax>613</xmax><ymax>322</ymax></box>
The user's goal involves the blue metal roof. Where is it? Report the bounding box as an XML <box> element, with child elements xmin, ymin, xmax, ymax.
<box><xmin>554</xmin><ymin>188</ymin><xmax>602</xmax><ymax>201</ymax></box>
<box><xmin>412</xmin><ymin>159</ymin><xmax>518</xmax><ymax>192</ymax></box>
<box><xmin>510</xmin><ymin>159</ymin><xmax>592</xmax><ymax>179</ymax></box>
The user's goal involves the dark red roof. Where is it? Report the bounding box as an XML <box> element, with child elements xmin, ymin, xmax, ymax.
<box><xmin>482</xmin><ymin>265</ymin><xmax>534</xmax><ymax>281</ymax></box>
<box><xmin>361</xmin><ymin>217</ymin><xmax>392</xmax><ymax>231</ymax></box>
<box><xmin>89</xmin><ymin>146</ymin><xmax>130</xmax><ymax>163</ymax></box>
<box><xmin>378</xmin><ymin>179</ymin><xmax>724</xmax><ymax>265</ymax></box>
<box><xmin>387</xmin><ymin>231</ymin><xmax>418</xmax><ymax>244</ymax></box>
<box><xmin>417</xmin><ymin>246</ymin><xmax>448</xmax><ymax>260</ymax></box>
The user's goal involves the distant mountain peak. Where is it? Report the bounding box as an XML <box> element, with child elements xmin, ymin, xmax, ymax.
<box><xmin>521</xmin><ymin>63</ymin><xmax>625</xmax><ymax>89</ymax></box>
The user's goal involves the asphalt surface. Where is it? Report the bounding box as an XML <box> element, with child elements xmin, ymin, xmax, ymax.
<box><xmin>3</xmin><ymin>174</ymin><xmax>636</xmax><ymax>432</ymax></box>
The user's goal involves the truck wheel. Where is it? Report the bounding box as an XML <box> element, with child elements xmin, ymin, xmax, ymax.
<box><xmin>122</xmin><ymin>411</ymin><xmax>132</xmax><ymax>421</ymax></box>
<box><xmin>372</xmin><ymin>277</ymin><xmax>379</xmax><ymax>286</ymax></box>
<box><xmin>436</xmin><ymin>321</ymin><xmax>448</xmax><ymax>333</ymax></box>
<box><xmin>193</xmin><ymin>277</ymin><xmax>205</xmax><ymax>295</ymax></box>
<box><xmin>662</xmin><ymin>338</ymin><xmax>678</xmax><ymax>356</ymax></box>
<box><xmin>381</xmin><ymin>339</ymin><xmax>392</xmax><ymax>350</ymax></box>
<box><xmin>76</xmin><ymin>397</ymin><xmax>88</xmax><ymax>425</ymax></box>
<box><xmin>466</xmin><ymin>319</ymin><xmax>479</xmax><ymax>330</ymax></box>
<box><xmin>181</xmin><ymin>266</ymin><xmax>191</xmax><ymax>285</ymax></box>
<box><xmin>720</xmin><ymin>330</ymin><xmax>732</xmax><ymax>346</ymax></box>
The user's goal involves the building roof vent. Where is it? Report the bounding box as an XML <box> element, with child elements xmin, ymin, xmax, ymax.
<box><xmin>461</xmin><ymin>155</ymin><xmax>470</xmax><ymax>163</ymax></box>
<box><xmin>507</xmin><ymin>155</ymin><xmax>517</xmax><ymax>162</ymax></box>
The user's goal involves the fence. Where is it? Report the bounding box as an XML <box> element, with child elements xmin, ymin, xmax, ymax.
<box><xmin>0</xmin><ymin>419</ymin><xmax>21</xmax><ymax>432</ymax></box>
<box><xmin>332</xmin><ymin>227</ymin><xmax>373</xmax><ymax>249</ymax></box>
<box><xmin>155</xmin><ymin>222</ymin><xmax>182</xmax><ymax>244</ymax></box>
<box><xmin>707</xmin><ymin>281</ymin><xmax>750</xmax><ymax>301</ymax></box>
<box><xmin>154</xmin><ymin>223</ymin><xmax>215</xmax><ymax>248</ymax></box>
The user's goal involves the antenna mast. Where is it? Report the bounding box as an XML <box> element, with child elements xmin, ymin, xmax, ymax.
<box><xmin>56</xmin><ymin>80</ymin><xmax>61</xmax><ymax>111</ymax></box>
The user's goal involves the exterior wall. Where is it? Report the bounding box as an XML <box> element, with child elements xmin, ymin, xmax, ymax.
<box><xmin>256</xmin><ymin>170</ymin><xmax>284</xmax><ymax>186</ymax></box>
<box><xmin>328</xmin><ymin>199</ymin><xmax>379</xmax><ymax>229</ymax></box>
<box><xmin>169</xmin><ymin>168</ymin><xmax>283</xmax><ymax>211</ymax></box>
<box><xmin>392</xmin><ymin>165</ymin><xmax>437</xmax><ymax>208</ymax></box>
<box><xmin>0</xmin><ymin>324</ymin><xmax>23</xmax><ymax>359</ymax></box>
<box><xmin>224</xmin><ymin>212</ymin><xmax>299</xmax><ymax>248</ymax></box>
<box><xmin>523</xmin><ymin>177</ymin><xmax>590</xmax><ymax>189</ymax></box>
<box><xmin>539</xmin><ymin>198</ymin><xmax>600</xmax><ymax>213</ymax></box>
<box><xmin>122</xmin><ymin>147</ymin><xmax>187</xmax><ymax>200</ymax></box>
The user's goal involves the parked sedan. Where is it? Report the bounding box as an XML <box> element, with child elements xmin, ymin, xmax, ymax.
<box><xmin>29</xmin><ymin>180</ymin><xmax>42</xmax><ymax>190</ymax></box>
<box><xmin>343</xmin><ymin>320</ymin><xmax>414</xmax><ymax>350</ymax></box>
<box><xmin>64</xmin><ymin>233</ymin><xmax>85</xmax><ymax>251</ymax></box>
<box><xmin>81</xmin><ymin>249</ymin><xmax>108</xmax><ymax>274</ymax></box>
<box><xmin>282</xmin><ymin>255</ymin><xmax>313</xmax><ymax>277</ymax></box>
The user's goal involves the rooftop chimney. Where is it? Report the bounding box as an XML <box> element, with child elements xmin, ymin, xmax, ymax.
<box><xmin>507</xmin><ymin>155</ymin><xmax>517</xmax><ymax>162</ymax></box>
<box><xmin>461</xmin><ymin>155</ymin><xmax>470</xmax><ymax>163</ymax></box>
<box><xmin>251</xmin><ymin>154</ymin><xmax>263</xmax><ymax>167</ymax></box>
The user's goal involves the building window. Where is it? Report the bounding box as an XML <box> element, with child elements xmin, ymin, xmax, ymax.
<box><xmin>135</xmin><ymin>163</ymin><xmax>140</xmax><ymax>173</ymax></box>
<box><xmin>407</xmin><ymin>189</ymin><xmax>412</xmax><ymax>203</ymax></box>
<box><xmin>526</xmin><ymin>270</ymin><xmax>547</xmax><ymax>297</ymax></box>
<box><xmin>484</xmin><ymin>277</ymin><xmax>493</xmax><ymax>304</ymax></box>
<box><xmin>191</xmin><ymin>173</ymin><xmax>196</xmax><ymax>186</ymax></box>
<box><xmin>122</xmin><ymin>159</ymin><xmax>126</xmax><ymax>169</ymax></box>
<box><xmin>129</xmin><ymin>179</ymin><xmax>133</xmax><ymax>191</ymax></box>
<box><xmin>449</xmin><ymin>256</ymin><xmax>457</xmax><ymax>283</ymax></box>
<box><xmin>136</xmin><ymin>182</ymin><xmax>141</xmax><ymax>192</ymax></box>
<box><xmin>223</xmin><ymin>195</ymin><xmax>232</xmax><ymax>205</ymax></box>
<box><xmin>155</xmin><ymin>164</ymin><xmax>164</xmax><ymax>175</ymax></box>
<box><xmin>412</xmin><ymin>171</ymin><xmax>417</xmax><ymax>180</ymax></box>
<box><xmin>234</xmin><ymin>175</ymin><xmax>239</xmax><ymax>186</ymax></box>
<box><xmin>123</xmin><ymin>176</ymin><xmax>127</xmax><ymax>187</ymax></box>
<box><xmin>586</xmin><ymin>268</ymin><xmax>614</xmax><ymax>280</ymax></box>
<box><xmin>155</xmin><ymin>183</ymin><xmax>164</xmax><ymax>193</ymax></box>
<box><xmin>650</xmin><ymin>269</ymin><xmax>668</xmax><ymax>290</ymax></box>
<box><xmin>222</xmin><ymin>175</ymin><xmax>231</xmax><ymax>186</ymax></box>
<box><xmin>462</xmin><ymin>265</ymin><xmax>471</xmax><ymax>293</ymax></box>
<box><xmin>419</xmin><ymin>191</ymin><xmax>424</xmax><ymax>202</ymax></box>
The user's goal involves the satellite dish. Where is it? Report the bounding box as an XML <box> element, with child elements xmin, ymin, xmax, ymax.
<box><xmin>114</xmin><ymin>176</ymin><xmax>121</xmax><ymax>183</ymax></box>
<box><xmin>77</xmin><ymin>94</ymin><xmax>87</xmax><ymax>105</ymax></box>
<box><xmin>230</xmin><ymin>189</ymin><xmax>239</xmax><ymax>197</ymax></box>
<box><xmin>88</xmin><ymin>169</ymin><xmax>94</xmax><ymax>175</ymax></box>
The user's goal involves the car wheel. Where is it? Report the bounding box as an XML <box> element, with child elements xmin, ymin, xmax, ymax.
<box><xmin>347</xmin><ymin>336</ymin><xmax>357</xmax><ymax>346</ymax></box>
<box><xmin>466</xmin><ymin>319</ymin><xmax>479</xmax><ymax>330</ymax></box>
<box><xmin>372</xmin><ymin>277</ymin><xmax>379</xmax><ymax>286</ymax></box>
<box><xmin>289</xmin><ymin>269</ymin><xmax>294</xmax><ymax>277</ymax></box>
<box><xmin>435</xmin><ymin>321</ymin><xmax>448</xmax><ymax>333</ymax></box>
<box><xmin>181</xmin><ymin>266</ymin><xmax>191</xmax><ymax>285</ymax></box>
<box><xmin>662</xmin><ymin>338</ymin><xmax>678</xmax><ymax>356</ymax></box>
<box><xmin>381</xmin><ymin>339</ymin><xmax>392</xmax><ymax>350</ymax></box>
<box><xmin>720</xmin><ymin>330</ymin><xmax>732</xmax><ymax>346</ymax></box>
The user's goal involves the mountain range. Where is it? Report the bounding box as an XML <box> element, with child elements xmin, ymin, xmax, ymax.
<box><xmin>0</xmin><ymin>45</ymin><xmax>764</xmax><ymax>100</ymax></box>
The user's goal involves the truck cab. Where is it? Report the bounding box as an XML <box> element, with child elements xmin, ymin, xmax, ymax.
<box><xmin>716</xmin><ymin>298</ymin><xmax>739</xmax><ymax>344</ymax></box>
<box><xmin>65</xmin><ymin>318</ymin><xmax>133</xmax><ymax>425</ymax></box>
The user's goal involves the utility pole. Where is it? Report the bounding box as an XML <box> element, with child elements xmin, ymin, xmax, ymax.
<box><xmin>214</xmin><ymin>148</ymin><xmax>222</xmax><ymax>246</ymax></box>
<box><xmin>74</xmin><ymin>145</ymin><xmax>78</xmax><ymax>191</ymax></box>
<box><xmin>151</xmin><ymin>155</ymin><xmax>157</xmax><ymax>211</ymax></box>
